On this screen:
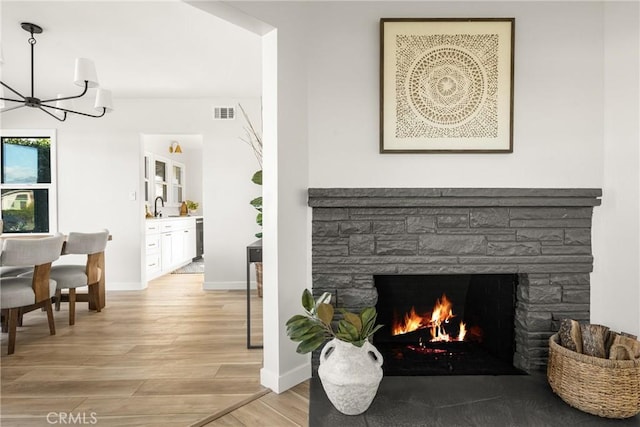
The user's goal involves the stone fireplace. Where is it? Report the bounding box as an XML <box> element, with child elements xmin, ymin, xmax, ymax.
<box><xmin>308</xmin><ymin>188</ymin><xmax>602</xmax><ymax>373</ymax></box>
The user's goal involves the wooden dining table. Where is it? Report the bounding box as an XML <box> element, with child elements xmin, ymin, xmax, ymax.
<box><xmin>0</xmin><ymin>234</ymin><xmax>111</xmax><ymax>310</ymax></box>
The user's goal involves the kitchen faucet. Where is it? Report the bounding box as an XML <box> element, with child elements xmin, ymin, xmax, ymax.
<box><xmin>154</xmin><ymin>196</ymin><xmax>164</xmax><ymax>217</ymax></box>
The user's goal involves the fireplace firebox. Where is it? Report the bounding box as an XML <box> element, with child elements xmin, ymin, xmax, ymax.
<box><xmin>374</xmin><ymin>274</ymin><xmax>522</xmax><ymax>375</ymax></box>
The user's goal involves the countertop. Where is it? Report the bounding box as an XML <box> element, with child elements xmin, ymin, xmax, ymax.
<box><xmin>146</xmin><ymin>215</ymin><xmax>202</xmax><ymax>221</ymax></box>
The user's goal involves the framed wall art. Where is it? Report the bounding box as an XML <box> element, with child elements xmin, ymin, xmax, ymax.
<box><xmin>380</xmin><ymin>18</ymin><xmax>515</xmax><ymax>153</ymax></box>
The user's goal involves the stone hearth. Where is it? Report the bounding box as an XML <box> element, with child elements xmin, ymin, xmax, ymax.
<box><xmin>308</xmin><ymin>188</ymin><xmax>602</xmax><ymax>372</ymax></box>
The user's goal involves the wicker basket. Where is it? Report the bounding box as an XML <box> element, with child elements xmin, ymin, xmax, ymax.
<box><xmin>547</xmin><ymin>333</ymin><xmax>640</xmax><ymax>419</ymax></box>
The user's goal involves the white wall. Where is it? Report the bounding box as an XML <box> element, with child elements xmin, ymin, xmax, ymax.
<box><xmin>306</xmin><ymin>2</ymin><xmax>604</xmax><ymax>188</ymax></box>
<box><xmin>234</xmin><ymin>1</ymin><xmax>640</xmax><ymax>392</ymax></box>
<box><xmin>593</xmin><ymin>2</ymin><xmax>640</xmax><ymax>335</ymax></box>
<box><xmin>1</xmin><ymin>97</ymin><xmax>263</xmax><ymax>291</ymax></box>
<box><xmin>203</xmin><ymin>98</ymin><xmax>264</xmax><ymax>290</ymax></box>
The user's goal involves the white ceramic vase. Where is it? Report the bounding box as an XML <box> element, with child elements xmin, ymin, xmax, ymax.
<box><xmin>318</xmin><ymin>338</ymin><xmax>384</xmax><ymax>415</ymax></box>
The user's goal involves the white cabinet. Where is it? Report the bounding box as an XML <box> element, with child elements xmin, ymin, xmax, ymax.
<box><xmin>183</xmin><ymin>223</ymin><xmax>197</xmax><ymax>261</ymax></box>
<box><xmin>160</xmin><ymin>232</ymin><xmax>173</xmax><ymax>272</ymax></box>
<box><xmin>172</xmin><ymin>162</ymin><xmax>185</xmax><ymax>204</ymax></box>
<box><xmin>145</xmin><ymin>222</ymin><xmax>162</xmax><ymax>279</ymax></box>
<box><xmin>145</xmin><ymin>217</ymin><xmax>198</xmax><ymax>281</ymax></box>
<box><xmin>144</xmin><ymin>152</ymin><xmax>186</xmax><ymax>209</ymax></box>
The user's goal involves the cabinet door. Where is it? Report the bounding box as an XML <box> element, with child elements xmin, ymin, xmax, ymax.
<box><xmin>155</xmin><ymin>159</ymin><xmax>168</xmax><ymax>202</ymax></box>
<box><xmin>161</xmin><ymin>232</ymin><xmax>172</xmax><ymax>270</ymax></box>
<box><xmin>172</xmin><ymin>163</ymin><xmax>185</xmax><ymax>204</ymax></box>
<box><xmin>144</xmin><ymin>154</ymin><xmax>150</xmax><ymax>203</ymax></box>
<box><xmin>171</xmin><ymin>230</ymin><xmax>184</xmax><ymax>266</ymax></box>
<box><xmin>183</xmin><ymin>226</ymin><xmax>197</xmax><ymax>261</ymax></box>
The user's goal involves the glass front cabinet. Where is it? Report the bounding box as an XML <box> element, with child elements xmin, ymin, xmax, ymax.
<box><xmin>145</xmin><ymin>152</ymin><xmax>186</xmax><ymax>208</ymax></box>
<box><xmin>172</xmin><ymin>163</ymin><xmax>184</xmax><ymax>204</ymax></box>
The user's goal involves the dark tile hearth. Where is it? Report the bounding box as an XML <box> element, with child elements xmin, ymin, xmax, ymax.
<box><xmin>309</xmin><ymin>374</ymin><xmax>640</xmax><ymax>426</ymax></box>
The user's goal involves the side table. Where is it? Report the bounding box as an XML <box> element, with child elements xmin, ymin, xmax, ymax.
<box><xmin>246</xmin><ymin>239</ymin><xmax>262</xmax><ymax>349</ymax></box>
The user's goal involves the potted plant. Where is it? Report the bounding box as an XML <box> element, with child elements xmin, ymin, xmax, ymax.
<box><xmin>186</xmin><ymin>200</ymin><xmax>199</xmax><ymax>215</ymax></box>
<box><xmin>286</xmin><ymin>289</ymin><xmax>384</xmax><ymax>415</ymax></box>
<box><xmin>238</xmin><ymin>103</ymin><xmax>263</xmax><ymax>295</ymax></box>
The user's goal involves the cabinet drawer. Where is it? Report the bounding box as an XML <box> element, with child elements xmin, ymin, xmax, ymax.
<box><xmin>146</xmin><ymin>234</ymin><xmax>161</xmax><ymax>254</ymax></box>
<box><xmin>146</xmin><ymin>222</ymin><xmax>161</xmax><ymax>234</ymax></box>
<box><xmin>146</xmin><ymin>253</ymin><xmax>161</xmax><ymax>274</ymax></box>
<box><xmin>161</xmin><ymin>222</ymin><xmax>179</xmax><ymax>232</ymax></box>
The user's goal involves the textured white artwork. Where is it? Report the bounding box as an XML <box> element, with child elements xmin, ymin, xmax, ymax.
<box><xmin>381</xmin><ymin>19</ymin><xmax>514</xmax><ymax>153</ymax></box>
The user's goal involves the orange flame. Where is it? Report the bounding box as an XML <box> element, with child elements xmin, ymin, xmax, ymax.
<box><xmin>391</xmin><ymin>293</ymin><xmax>467</xmax><ymax>342</ymax></box>
<box><xmin>392</xmin><ymin>307</ymin><xmax>426</xmax><ymax>335</ymax></box>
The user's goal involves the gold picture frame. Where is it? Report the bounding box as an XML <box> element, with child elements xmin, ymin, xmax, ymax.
<box><xmin>380</xmin><ymin>18</ymin><xmax>515</xmax><ymax>153</ymax></box>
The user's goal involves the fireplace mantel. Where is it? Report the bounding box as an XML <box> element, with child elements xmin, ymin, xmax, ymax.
<box><xmin>308</xmin><ymin>188</ymin><xmax>602</xmax><ymax>372</ymax></box>
<box><xmin>309</xmin><ymin>188</ymin><xmax>602</xmax><ymax>207</ymax></box>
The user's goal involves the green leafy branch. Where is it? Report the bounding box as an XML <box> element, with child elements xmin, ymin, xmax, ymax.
<box><xmin>286</xmin><ymin>289</ymin><xmax>383</xmax><ymax>354</ymax></box>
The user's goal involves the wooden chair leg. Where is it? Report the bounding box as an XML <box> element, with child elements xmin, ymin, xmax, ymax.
<box><xmin>17</xmin><ymin>309</ymin><xmax>23</xmax><ymax>326</ymax></box>
<box><xmin>69</xmin><ymin>288</ymin><xmax>76</xmax><ymax>326</ymax></box>
<box><xmin>44</xmin><ymin>300</ymin><xmax>56</xmax><ymax>336</ymax></box>
<box><xmin>55</xmin><ymin>289</ymin><xmax>62</xmax><ymax>311</ymax></box>
<box><xmin>7</xmin><ymin>308</ymin><xmax>18</xmax><ymax>355</ymax></box>
<box><xmin>89</xmin><ymin>284</ymin><xmax>101</xmax><ymax>313</ymax></box>
<box><xmin>1</xmin><ymin>309</ymin><xmax>8</xmax><ymax>333</ymax></box>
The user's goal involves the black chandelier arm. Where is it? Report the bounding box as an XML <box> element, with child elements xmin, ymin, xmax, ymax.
<box><xmin>1</xmin><ymin>81</ymin><xmax>26</xmax><ymax>101</ymax></box>
<box><xmin>41</xmin><ymin>103</ymin><xmax>106</xmax><ymax>119</ymax></box>
<box><xmin>38</xmin><ymin>106</ymin><xmax>66</xmax><ymax>122</ymax></box>
<box><xmin>0</xmin><ymin>96</ymin><xmax>26</xmax><ymax>103</ymax></box>
<box><xmin>40</xmin><ymin>81</ymin><xmax>89</xmax><ymax>103</ymax></box>
<box><xmin>0</xmin><ymin>104</ymin><xmax>27</xmax><ymax>113</ymax></box>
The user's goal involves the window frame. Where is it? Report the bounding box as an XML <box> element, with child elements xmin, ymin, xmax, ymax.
<box><xmin>0</xmin><ymin>129</ymin><xmax>58</xmax><ymax>235</ymax></box>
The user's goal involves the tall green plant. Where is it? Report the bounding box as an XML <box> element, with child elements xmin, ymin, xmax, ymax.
<box><xmin>250</xmin><ymin>170</ymin><xmax>262</xmax><ymax>238</ymax></box>
<box><xmin>286</xmin><ymin>289</ymin><xmax>383</xmax><ymax>354</ymax></box>
<box><xmin>238</xmin><ymin>103</ymin><xmax>263</xmax><ymax>239</ymax></box>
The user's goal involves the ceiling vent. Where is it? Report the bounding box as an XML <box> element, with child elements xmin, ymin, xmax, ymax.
<box><xmin>213</xmin><ymin>106</ymin><xmax>235</xmax><ymax>120</ymax></box>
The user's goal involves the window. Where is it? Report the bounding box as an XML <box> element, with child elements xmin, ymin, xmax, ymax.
<box><xmin>0</xmin><ymin>130</ymin><xmax>57</xmax><ymax>234</ymax></box>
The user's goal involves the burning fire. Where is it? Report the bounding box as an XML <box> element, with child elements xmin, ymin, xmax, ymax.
<box><xmin>392</xmin><ymin>293</ymin><xmax>466</xmax><ymax>342</ymax></box>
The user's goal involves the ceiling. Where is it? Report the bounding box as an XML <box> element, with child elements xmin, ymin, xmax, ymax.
<box><xmin>0</xmin><ymin>1</ymin><xmax>262</xmax><ymax>101</ymax></box>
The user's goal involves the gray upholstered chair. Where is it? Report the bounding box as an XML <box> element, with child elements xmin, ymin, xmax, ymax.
<box><xmin>0</xmin><ymin>233</ymin><xmax>65</xmax><ymax>355</ymax></box>
<box><xmin>0</xmin><ymin>220</ymin><xmax>28</xmax><ymax>277</ymax></box>
<box><xmin>0</xmin><ymin>266</ymin><xmax>33</xmax><ymax>278</ymax></box>
<box><xmin>24</xmin><ymin>230</ymin><xmax>109</xmax><ymax>326</ymax></box>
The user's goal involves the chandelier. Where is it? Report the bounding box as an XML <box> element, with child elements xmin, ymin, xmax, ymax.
<box><xmin>0</xmin><ymin>22</ymin><xmax>114</xmax><ymax>122</ymax></box>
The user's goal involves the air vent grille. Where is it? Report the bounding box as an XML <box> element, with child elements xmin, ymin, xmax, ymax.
<box><xmin>213</xmin><ymin>106</ymin><xmax>235</xmax><ymax>120</ymax></box>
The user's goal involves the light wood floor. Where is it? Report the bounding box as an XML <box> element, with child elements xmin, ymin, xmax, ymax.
<box><xmin>1</xmin><ymin>273</ymin><xmax>309</xmax><ymax>426</ymax></box>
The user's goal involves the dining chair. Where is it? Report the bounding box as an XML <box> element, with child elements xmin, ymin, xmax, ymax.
<box><xmin>0</xmin><ymin>266</ymin><xmax>33</xmax><ymax>278</ymax></box>
<box><xmin>0</xmin><ymin>233</ymin><xmax>65</xmax><ymax>355</ymax></box>
<box><xmin>22</xmin><ymin>230</ymin><xmax>109</xmax><ymax>326</ymax></box>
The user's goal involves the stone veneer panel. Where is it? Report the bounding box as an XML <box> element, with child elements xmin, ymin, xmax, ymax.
<box><xmin>309</xmin><ymin>188</ymin><xmax>602</xmax><ymax>373</ymax></box>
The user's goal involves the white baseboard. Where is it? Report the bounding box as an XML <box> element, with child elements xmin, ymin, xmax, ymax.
<box><xmin>260</xmin><ymin>362</ymin><xmax>311</xmax><ymax>394</ymax></box>
<box><xmin>106</xmin><ymin>282</ymin><xmax>145</xmax><ymax>291</ymax></box>
<box><xmin>203</xmin><ymin>280</ymin><xmax>256</xmax><ymax>290</ymax></box>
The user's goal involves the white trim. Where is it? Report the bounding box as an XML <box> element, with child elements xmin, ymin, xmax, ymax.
<box><xmin>260</xmin><ymin>361</ymin><xmax>310</xmax><ymax>394</ymax></box>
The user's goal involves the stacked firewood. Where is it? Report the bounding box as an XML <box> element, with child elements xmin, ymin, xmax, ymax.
<box><xmin>558</xmin><ymin>319</ymin><xmax>640</xmax><ymax>361</ymax></box>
